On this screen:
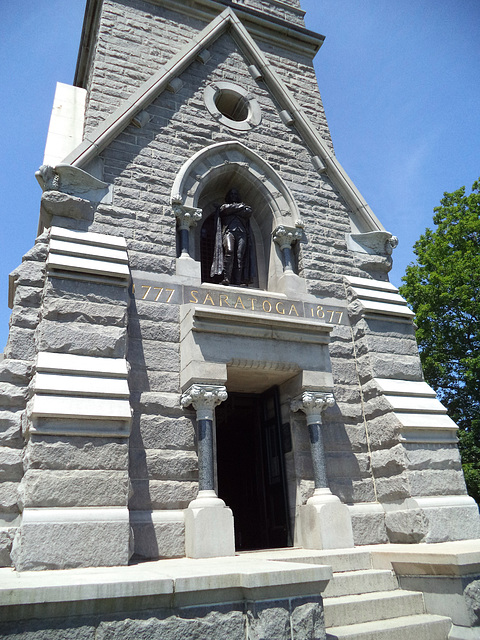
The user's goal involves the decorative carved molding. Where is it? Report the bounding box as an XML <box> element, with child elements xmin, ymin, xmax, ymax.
<box><xmin>291</xmin><ymin>391</ymin><xmax>335</xmax><ymax>424</ymax></box>
<box><xmin>272</xmin><ymin>225</ymin><xmax>302</xmax><ymax>251</ymax></box>
<box><xmin>174</xmin><ymin>204</ymin><xmax>203</xmax><ymax>230</ymax></box>
<box><xmin>181</xmin><ymin>384</ymin><xmax>228</xmax><ymax>420</ymax></box>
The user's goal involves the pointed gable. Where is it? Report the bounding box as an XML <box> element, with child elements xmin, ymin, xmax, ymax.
<box><xmin>64</xmin><ymin>7</ymin><xmax>383</xmax><ymax>234</ymax></box>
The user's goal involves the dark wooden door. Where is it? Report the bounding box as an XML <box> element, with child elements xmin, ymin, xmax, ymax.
<box><xmin>215</xmin><ymin>388</ymin><xmax>290</xmax><ymax>551</ymax></box>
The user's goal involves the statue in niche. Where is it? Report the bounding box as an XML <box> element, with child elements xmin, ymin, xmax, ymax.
<box><xmin>210</xmin><ymin>188</ymin><xmax>256</xmax><ymax>286</ymax></box>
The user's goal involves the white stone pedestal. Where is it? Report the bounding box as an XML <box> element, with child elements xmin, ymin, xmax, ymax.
<box><xmin>185</xmin><ymin>491</ymin><xmax>235</xmax><ymax>558</ymax></box>
<box><xmin>297</xmin><ymin>489</ymin><xmax>354</xmax><ymax>550</ymax></box>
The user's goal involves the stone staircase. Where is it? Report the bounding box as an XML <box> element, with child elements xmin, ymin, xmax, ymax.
<box><xmin>321</xmin><ymin>550</ymin><xmax>452</xmax><ymax>639</ymax></box>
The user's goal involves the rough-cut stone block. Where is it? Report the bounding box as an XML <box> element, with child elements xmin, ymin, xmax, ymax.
<box><xmin>96</xmin><ymin>610</ymin><xmax>246</xmax><ymax>640</ymax></box>
<box><xmin>128</xmin><ymin>338</ymin><xmax>180</xmax><ymax>371</ymax></box>
<box><xmin>44</xmin><ymin>278</ymin><xmax>129</xmax><ymax>306</ymax></box>
<box><xmin>8</xmin><ymin>306</ymin><xmax>40</xmax><ymax>329</ymax></box>
<box><xmin>10</xmin><ymin>260</ymin><xmax>45</xmax><ymax>288</ymax></box>
<box><xmin>37</xmin><ymin>322</ymin><xmax>127</xmax><ymax>358</ymax></box>
<box><xmin>464</xmin><ymin>580</ymin><xmax>480</xmax><ymax>627</ymax></box>
<box><xmin>422</xmin><ymin>505</ymin><xmax>480</xmax><ymax>543</ymax></box>
<box><xmin>0</xmin><ymin>620</ymin><xmax>95</xmax><ymax>639</ymax></box>
<box><xmin>128</xmin><ymin>367</ymin><xmax>179</xmax><ymax>393</ymax></box>
<box><xmin>130</xmin><ymin>414</ymin><xmax>195</xmax><ymax>450</ymax></box>
<box><xmin>11</xmin><ymin>518</ymin><xmax>131</xmax><ymax>571</ymax></box>
<box><xmin>374</xmin><ymin>473</ymin><xmax>411</xmax><ymax>502</ymax></box>
<box><xmin>0</xmin><ymin>411</ymin><xmax>23</xmax><ymax>448</ymax></box>
<box><xmin>25</xmin><ymin>437</ymin><xmax>128</xmax><ymax>471</ymax></box>
<box><xmin>4</xmin><ymin>327</ymin><xmax>36</xmax><ymax>361</ymax></box>
<box><xmin>408</xmin><ymin>469</ymin><xmax>466</xmax><ymax>497</ymax></box>
<box><xmin>129</xmin><ymin>449</ymin><xmax>197</xmax><ymax>480</ymax></box>
<box><xmin>350</xmin><ymin>509</ymin><xmax>388</xmax><ymax>546</ymax></box>
<box><xmin>0</xmin><ymin>528</ymin><xmax>15</xmax><ymax>567</ymax></box>
<box><xmin>0</xmin><ymin>382</ymin><xmax>27</xmax><ymax>408</ymax></box>
<box><xmin>385</xmin><ymin>508</ymin><xmax>429</xmax><ymax>543</ymax></box>
<box><xmin>130</xmin><ymin>479</ymin><xmax>197</xmax><ymax>510</ymax></box>
<box><xmin>0</xmin><ymin>359</ymin><xmax>32</xmax><ymax>384</ymax></box>
<box><xmin>290</xmin><ymin>599</ymin><xmax>325</xmax><ymax>640</ymax></box>
<box><xmin>0</xmin><ymin>448</ymin><xmax>23</xmax><ymax>481</ymax></box>
<box><xmin>131</xmin><ymin>517</ymin><xmax>185</xmax><ymax>559</ymax></box>
<box><xmin>42</xmin><ymin>298</ymin><xmax>127</xmax><ymax>326</ymax></box>
<box><xmin>371</xmin><ymin>444</ymin><xmax>407</xmax><ymax>477</ymax></box>
<box><xmin>12</xmin><ymin>286</ymin><xmax>43</xmax><ymax>309</ymax></box>
<box><xmin>0</xmin><ymin>482</ymin><xmax>19</xmax><ymax>513</ymax></box>
<box><xmin>247</xmin><ymin>601</ymin><xmax>290</xmax><ymax>640</ymax></box>
<box><xmin>41</xmin><ymin>190</ymin><xmax>95</xmax><ymax>220</ymax></box>
<box><xmin>19</xmin><ymin>470</ymin><xmax>129</xmax><ymax>508</ymax></box>
<box><xmin>405</xmin><ymin>444</ymin><xmax>463</xmax><ymax>471</ymax></box>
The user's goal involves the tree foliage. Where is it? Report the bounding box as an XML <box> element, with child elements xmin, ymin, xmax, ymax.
<box><xmin>399</xmin><ymin>179</ymin><xmax>480</xmax><ymax>502</ymax></box>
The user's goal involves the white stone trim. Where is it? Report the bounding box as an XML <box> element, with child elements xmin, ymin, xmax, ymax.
<box><xmin>344</xmin><ymin>275</ymin><xmax>398</xmax><ymax>293</ymax></box>
<box><xmin>43</xmin><ymin>82</ymin><xmax>87</xmax><ymax>167</ymax></box>
<box><xmin>31</xmin><ymin>352</ymin><xmax>132</xmax><ymax>435</ymax></box>
<box><xmin>47</xmin><ymin>226</ymin><xmax>130</xmax><ymax>282</ymax></box>
<box><xmin>345</xmin><ymin>275</ymin><xmax>415</xmax><ymax>319</ymax></box>
<box><xmin>204</xmin><ymin>81</ymin><xmax>261</xmax><ymax>131</ymax></box>
<box><xmin>36</xmin><ymin>352</ymin><xmax>129</xmax><ymax>377</ymax></box>
<box><xmin>50</xmin><ymin>226</ymin><xmax>127</xmax><ymax>249</ymax></box>
<box><xmin>34</xmin><ymin>373</ymin><xmax>129</xmax><ymax>398</ymax></box>
<box><xmin>21</xmin><ymin>507</ymin><xmax>129</xmax><ymax>524</ymax></box>
<box><xmin>31</xmin><ymin>395</ymin><xmax>132</xmax><ymax>420</ymax></box>
<box><xmin>375</xmin><ymin>379</ymin><xmax>436</xmax><ymax>397</ymax></box>
<box><xmin>130</xmin><ymin>510</ymin><xmax>185</xmax><ymax>524</ymax></box>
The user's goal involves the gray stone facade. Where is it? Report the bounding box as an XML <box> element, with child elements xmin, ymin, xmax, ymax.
<box><xmin>1</xmin><ymin>0</ymin><xmax>479</xmax><ymax>581</ymax></box>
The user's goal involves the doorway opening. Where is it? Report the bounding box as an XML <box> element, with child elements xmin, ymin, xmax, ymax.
<box><xmin>215</xmin><ymin>387</ymin><xmax>291</xmax><ymax>551</ymax></box>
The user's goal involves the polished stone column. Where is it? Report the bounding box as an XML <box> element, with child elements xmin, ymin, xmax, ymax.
<box><xmin>273</xmin><ymin>225</ymin><xmax>302</xmax><ymax>273</ymax></box>
<box><xmin>174</xmin><ymin>204</ymin><xmax>202</xmax><ymax>257</ymax></box>
<box><xmin>291</xmin><ymin>391</ymin><xmax>334</xmax><ymax>491</ymax></box>
<box><xmin>181</xmin><ymin>384</ymin><xmax>227</xmax><ymax>499</ymax></box>
<box><xmin>181</xmin><ymin>384</ymin><xmax>234</xmax><ymax>557</ymax></box>
<box><xmin>291</xmin><ymin>391</ymin><xmax>354</xmax><ymax>550</ymax></box>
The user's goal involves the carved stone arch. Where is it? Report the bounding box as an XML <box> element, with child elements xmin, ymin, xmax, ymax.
<box><xmin>171</xmin><ymin>141</ymin><xmax>303</xmax><ymax>292</ymax></box>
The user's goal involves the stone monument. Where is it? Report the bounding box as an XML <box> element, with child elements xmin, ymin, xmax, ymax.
<box><xmin>1</xmin><ymin>1</ymin><xmax>479</xmax><ymax>638</ymax></box>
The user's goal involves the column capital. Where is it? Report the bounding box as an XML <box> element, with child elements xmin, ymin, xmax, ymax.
<box><xmin>291</xmin><ymin>392</ymin><xmax>335</xmax><ymax>425</ymax></box>
<box><xmin>174</xmin><ymin>204</ymin><xmax>203</xmax><ymax>231</ymax></box>
<box><xmin>272</xmin><ymin>225</ymin><xmax>302</xmax><ymax>251</ymax></box>
<box><xmin>181</xmin><ymin>384</ymin><xmax>228</xmax><ymax>420</ymax></box>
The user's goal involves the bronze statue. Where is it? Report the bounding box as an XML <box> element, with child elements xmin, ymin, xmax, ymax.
<box><xmin>210</xmin><ymin>188</ymin><xmax>256</xmax><ymax>286</ymax></box>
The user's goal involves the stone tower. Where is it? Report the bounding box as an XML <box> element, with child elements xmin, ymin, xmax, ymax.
<box><xmin>1</xmin><ymin>0</ymin><xmax>479</xmax><ymax>573</ymax></box>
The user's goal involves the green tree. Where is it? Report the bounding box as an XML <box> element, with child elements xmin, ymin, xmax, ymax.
<box><xmin>399</xmin><ymin>179</ymin><xmax>480</xmax><ymax>502</ymax></box>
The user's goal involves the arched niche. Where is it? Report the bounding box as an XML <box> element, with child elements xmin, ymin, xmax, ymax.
<box><xmin>171</xmin><ymin>141</ymin><xmax>303</xmax><ymax>293</ymax></box>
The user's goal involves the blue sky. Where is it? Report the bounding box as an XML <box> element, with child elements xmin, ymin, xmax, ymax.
<box><xmin>1</xmin><ymin>0</ymin><xmax>479</xmax><ymax>351</ymax></box>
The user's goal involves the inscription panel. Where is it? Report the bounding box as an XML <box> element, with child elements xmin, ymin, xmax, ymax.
<box><xmin>132</xmin><ymin>278</ymin><xmax>348</xmax><ymax>325</ymax></box>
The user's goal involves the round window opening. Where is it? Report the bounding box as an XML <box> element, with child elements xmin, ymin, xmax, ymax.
<box><xmin>214</xmin><ymin>89</ymin><xmax>249</xmax><ymax>122</ymax></box>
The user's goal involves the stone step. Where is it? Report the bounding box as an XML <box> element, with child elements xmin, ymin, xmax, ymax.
<box><xmin>240</xmin><ymin>548</ymin><xmax>373</xmax><ymax>573</ymax></box>
<box><xmin>323</xmin><ymin>569</ymin><xmax>397</xmax><ymax>598</ymax></box>
<box><xmin>326</xmin><ymin>613</ymin><xmax>452</xmax><ymax>640</ymax></box>
<box><xmin>324</xmin><ymin>589</ymin><xmax>425</xmax><ymax>627</ymax></box>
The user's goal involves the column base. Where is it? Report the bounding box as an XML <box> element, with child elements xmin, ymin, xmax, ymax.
<box><xmin>185</xmin><ymin>491</ymin><xmax>235</xmax><ymax>558</ymax></box>
<box><xmin>296</xmin><ymin>489</ymin><xmax>354</xmax><ymax>550</ymax></box>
